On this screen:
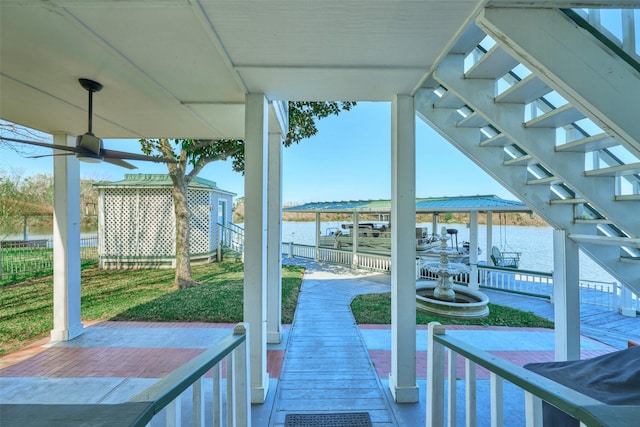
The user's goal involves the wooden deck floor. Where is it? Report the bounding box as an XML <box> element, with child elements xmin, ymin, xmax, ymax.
<box><xmin>483</xmin><ymin>289</ymin><xmax>640</xmax><ymax>349</ymax></box>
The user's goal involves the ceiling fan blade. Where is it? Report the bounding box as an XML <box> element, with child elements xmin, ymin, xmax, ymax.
<box><xmin>102</xmin><ymin>148</ymin><xmax>176</xmax><ymax>163</ymax></box>
<box><xmin>28</xmin><ymin>153</ymin><xmax>75</xmax><ymax>159</ymax></box>
<box><xmin>104</xmin><ymin>158</ymin><xmax>138</xmax><ymax>170</ymax></box>
<box><xmin>0</xmin><ymin>136</ymin><xmax>82</xmax><ymax>153</ymax></box>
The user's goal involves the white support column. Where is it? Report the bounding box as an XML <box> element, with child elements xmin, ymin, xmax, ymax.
<box><xmin>243</xmin><ymin>93</ymin><xmax>269</xmax><ymax>402</ymax></box>
<box><xmin>315</xmin><ymin>213</ymin><xmax>321</xmax><ymax>261</ymax></box>
<box><xmin>431</xmin><ymin>213</ymin><xmax>438</xmax><ymax>239</ymax></box>
<box><xmin>389</xmin><ymin>94</ymin><xmax>418</xmax><ymax>402</ymax></box>
<box><xmin>553</xmin><ymin>229</ymin><xmax>581</xmax><ymax>361</ymax></box>
<box><xmin>50</xmin><ymin>132</ymin><xmax>84</xmax><ymax>342</ymax></box>
<box><xmin>352</xmin><ymin>211</ymin><xmax>359</xmax><ymax>268</ymax></box>
<box><xmin>267</xmin><ymin>132</ymin><xmax>283</xmax><ymax>345</ymax></box>
<box><xmin>469</xmin><ymin>211</ymin><xmax>479</xmax><ymax>290</ymax></box>
<box><xmin>486</xmin><ymin>211</ymin><xmax>494</xmax><ymax>266</ymax></box>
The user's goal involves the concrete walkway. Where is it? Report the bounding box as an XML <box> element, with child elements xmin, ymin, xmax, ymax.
<box><xmin>268</xmin><ymin>260</ymin><xmax>396</xmax><ymax>426</ymax></box>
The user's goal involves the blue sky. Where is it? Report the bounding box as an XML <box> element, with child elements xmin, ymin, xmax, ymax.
<box><xmin>0</xmin><ymin>101</ymin><xmax>513</xmax><ymax>204</ymax></box>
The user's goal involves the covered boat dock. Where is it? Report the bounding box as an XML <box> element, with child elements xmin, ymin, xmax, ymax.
<box><xmin>285</xmin><ymin>194</ymin><xmax>534</xmax><ymax>288</ymax></box>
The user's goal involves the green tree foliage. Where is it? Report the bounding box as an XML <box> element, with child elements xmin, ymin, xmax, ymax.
<box><xmin>0</xmin><ymin>170</ymin><xmax>54</xmax><ymax>237</ymax></box>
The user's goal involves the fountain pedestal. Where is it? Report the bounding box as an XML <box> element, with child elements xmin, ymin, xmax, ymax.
<box><xmin>416</xmin><ymin>227</ymin><xmax>490</xmax><ymax>319</ymax></box>
<box><xmin>425</xmin><ymin>227</ymin><xmax>469</xmax><ymax>302</ymax></box>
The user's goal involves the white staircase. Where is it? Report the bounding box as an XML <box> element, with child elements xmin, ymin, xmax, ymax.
<box><xmin>415</xmin><ymin>8</ymin><xmax>640</xmax><ymax>294</ymax></box>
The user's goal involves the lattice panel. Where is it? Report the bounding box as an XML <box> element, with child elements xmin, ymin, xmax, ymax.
<box><xmin>138</xmin><ymin>188</ymin><xmax>174</xmax><ymax>256</ymax></box>
<box><xmin>188</xmin><ymin>190</ymin><xmax>211</xmax><ymax>254</ymax></box>
<box><xmin>102</xmin><ymin>190</ymin><xmax>138</xmax><ymax>256</ymax></box>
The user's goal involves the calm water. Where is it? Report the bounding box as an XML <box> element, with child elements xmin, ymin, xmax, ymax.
<box><xmin>7</xmin><ymin>222</ymin><xmax>616</xmax><ymax>283</ymax></box>
<box><xmin>282</xmin><ymin>221</ymin><xmax>617</xmax><ymax>284</ymax></box>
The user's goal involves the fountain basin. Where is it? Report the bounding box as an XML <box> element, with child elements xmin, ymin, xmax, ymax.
<box><xmin>416</xmin><ymin>282</ymin><xmax>490</xmax><ymax>319</ymax></box>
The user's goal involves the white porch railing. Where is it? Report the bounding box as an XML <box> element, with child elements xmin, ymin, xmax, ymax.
<box><xmin>426</xmin><ymin>322</ymin><xmax>639</xmax><ymax>427</ymax></box>
<box><xmin>128</xmin><ymin>323</ymin><xmax>250</xmax><ymax>426</ymax></box>
<box><xmin>0</xmin><ymin>323</ymin><xmax>251</xmax><ymax>426</ymax></box>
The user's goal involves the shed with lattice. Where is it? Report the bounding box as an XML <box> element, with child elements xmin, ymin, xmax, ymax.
<box><xmin>94</xmin><ymin>174</ymin><xmax>235</xmax><ymax>269</ymax></box>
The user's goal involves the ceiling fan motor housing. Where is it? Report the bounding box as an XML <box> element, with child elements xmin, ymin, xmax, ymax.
<box><xmin>76</xmin><ymin>133</ymin><xmax>103</xmax><ymax>162</ymax></box>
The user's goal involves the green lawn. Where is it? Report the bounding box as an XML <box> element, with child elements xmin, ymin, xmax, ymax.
<box><xmin>1</xmin><ymin>261</ymin><xmax>555</xmax><ymax>358</ymax></box>
<box><xmin>351</xmin><ymin>292</ymin><xmax>554</xmax><ymax>328</ymax></box>
<box><xmin>0</xmin><ymin>262</ymin><xmax>304</xmax><ymax>356</ymax></box>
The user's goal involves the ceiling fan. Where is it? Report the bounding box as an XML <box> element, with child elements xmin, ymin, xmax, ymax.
<box><xmin>0</xmin><ymin>78</ymin><xmax>173</xmax><ymax>170</ymax></box>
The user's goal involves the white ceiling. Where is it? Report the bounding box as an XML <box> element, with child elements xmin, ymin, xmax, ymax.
<box><xmin>0</xmin><ymin>1</ymin><xmax>632</xmax><ymax>140</ymax></box>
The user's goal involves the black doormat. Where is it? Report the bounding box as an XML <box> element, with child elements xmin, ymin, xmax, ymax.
<box><xmin>284</xmin><ymin>412</ymin><xmax>372</xmax><ymax>427</ymax></box>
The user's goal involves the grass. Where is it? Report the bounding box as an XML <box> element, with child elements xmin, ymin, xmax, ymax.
<box><xmin>351</xmin><ymin>292</ymin><xmax>554</xmax><ymax>328</ymax></box>
<box><xmin>1</xmin><ymin>260</ymin><xmax>555</xmax><ymax>357</ymax></box>
<box><xmin>1</xmin><ymin>246</ymin><xmax>98</xmax><ymax>287</ymax></box>
<box><xmin>0</xmin><ymin>262</ymin><xmax>305</xmax><ymax>356</ymax></box>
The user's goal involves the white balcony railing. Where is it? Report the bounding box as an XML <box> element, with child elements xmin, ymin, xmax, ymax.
<box><xmin>0</xmin><ymin>323</ymin><xmax>251</xmax><ymax>426</ymax></box>
<box><xmin>426</xmin><ymin>322</ymin><xmax>639</xmax><ymax>427</ymax></box>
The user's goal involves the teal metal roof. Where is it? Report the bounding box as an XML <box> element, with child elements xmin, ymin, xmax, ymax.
<box><xmin>93</xmin><ymin>174</ymin><xmax>236</xmax><ymax>196</ymax></box>
<box><xmin>285</xmin><ymin>195</ymin><xmax>530</xmax><ymax>213</ymax></box>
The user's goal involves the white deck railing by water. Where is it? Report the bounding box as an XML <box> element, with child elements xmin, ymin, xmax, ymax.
<box><xmin>426</xmin><ymin>322</ymin><xmax>638</xmax><ymax>427</ymax></box>
<box><xmin>283</xmin><ymin>242</ymin><xmax>392</xmax><ymax>273</ymax></box>
<box><xmin>478</xmin><ymin>265</ymin><xmax>554</xmax><ymax>298</ymax></box>
<box><xmin>283</xmin><ymin>241</ymin><xmax>638</xmax><ymax>316</ymax></box>
<box><xmin>0</xmin><ymin>323</ymin><xmax>250</xmax><ymax>427</ymax></box>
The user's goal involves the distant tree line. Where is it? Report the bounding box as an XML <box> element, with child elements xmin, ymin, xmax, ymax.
<box><xmin>0</xmin><ymin>169</ymin><xmax>101</xmax><ymax>238</ymax></box>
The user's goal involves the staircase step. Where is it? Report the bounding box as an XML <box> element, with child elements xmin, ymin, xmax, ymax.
<box><xmin>434</xmin><ymin>91</ymin><xmax>465</xmax><ymax>109</ymax></box>
<box><xmin>479</xmin><ymin>134</ymin><xmax>511</xmax><ymax>147</ymax></box>
<box><xmin>504</xmin><ymin>154</ymin><xmax>533</xmax><ymax>166</ymax></box>
<box><xmin>575</xmin><ymin>218</ymin><xmax>613</xmax><ymax>225</ymax></box>
<box><xmin>495</xmin><ymin>74</ymin><xmax>551</xmax><ymax>104</ymax></box>
<box><xmin>527</xmin><ymin>176</ymin><xmax>561</xmax><ymax>185</ymax></box>
<box><xmin>584</xmin><ymin>162</ymin><xmax>640</xmax><ymax>177</ymax></box>
<box><xmin>616</xmin><ymin>194</ymin><xmax>640</xmax><ymax>201</ymax></box>
<box><xmin>465</xmin><ymin>46</ymin><xmax>519</xmax><ymax>79</ymax></box>
<box><xmin>550</xmin><ymin>198</ymin><xmax>587</xmax><ymax>205</ymax></box>
<box><xmin>450</xmin><ymin>23</ymin><xmax>486</xmax><ymax>54</ymax></box>
<box><xmin>570</xmin><ymin>234</ymin><xmax>640</xmax><ymax>249</ymax></box>
<box><xmin>556</xmin><ymin>133</ymin><xmax>618</xmax><ymax>152</ymax></box>
<box><xmin>525</xmin><ymin>104</ymin><xmax>584</xmax><ymax>128</ymax></box>
<box><xmin>457</xmin><ymin>111</ymin><xmax>488</xmax><ymax>128</ymax></box>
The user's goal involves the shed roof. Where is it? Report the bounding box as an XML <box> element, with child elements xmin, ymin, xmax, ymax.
<box><xmin>93</xmin><ymin>174</ymin><xmax>236</xmax><ymax>196</ymax></box>
<box><xmin>284</xmin><ymin>195</ymin><xmax>531</xmax><ymax>213</ymax></box>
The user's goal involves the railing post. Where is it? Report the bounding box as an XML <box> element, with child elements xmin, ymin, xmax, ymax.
<box><xmin>490</xmin><ymin>373</ymin><xmax>504</xmax><ymax>427</ymax></box>
<box><xmin>233</xmin><ymin>322</ymin><xmax>251</xmax><ymax>427</ymax></box>
<box><xmin>212</xmin><ymin>364</ymin><xmax>222</xmax><ymax>427</ymax></box>
<box><xmin>192</xmin><ymin>378</ymin><xmax>205</xmax><ymax>427</ymax></box>
<box><xmin>226</xmin><ymin>343</ymin><xmax>235</xmax><ymax>426</ymax></box>
<box><xmin>524</xmin><ymin>392</ymin><xmax>543</xmax><ymax>427</ymax></box>
<box><xmin>447</xmin><ymin>349</ymin><xmax>457</xmax><ymax>427</ymax></box>
<box><xmin>167</xmin><ymin>398</ymin><xmax>181</xmax><ymax>427</ymax></box>
<box><xmin>288</xmin><ymin>241</ymin><xmax>293</xmax><ymax>259</ymax></box>
<box><xmin>619</xmin><ymin>283</ymin><xmax>637</xmax><ymax>317</ymax></box>
<box><xmin>465</xmin><ymin>359</ymin><xmax>477</xmax><ymax>427</ymax></box>
<box><xmin>427</xmin><ymin>322</ymin><xmax>446</xmax><ymax>426</ymax></box>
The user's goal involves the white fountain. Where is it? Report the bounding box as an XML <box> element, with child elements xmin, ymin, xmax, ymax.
<box><xmin>416</xmin><ymin>226</ymin><xmax>490</xmax><ymax>319</ymax></box>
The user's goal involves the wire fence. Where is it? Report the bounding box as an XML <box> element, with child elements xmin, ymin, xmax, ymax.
<box><xmin>0</xmin><ymin>235</ymin><xmax>98</xmax><ymax>283</ymax></box>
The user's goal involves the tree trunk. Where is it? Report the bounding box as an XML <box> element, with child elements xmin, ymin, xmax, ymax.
<box><xmin>172</xmin><ymin>176</ymin><xmax>197</xmax><ymax>289</ymax></box>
